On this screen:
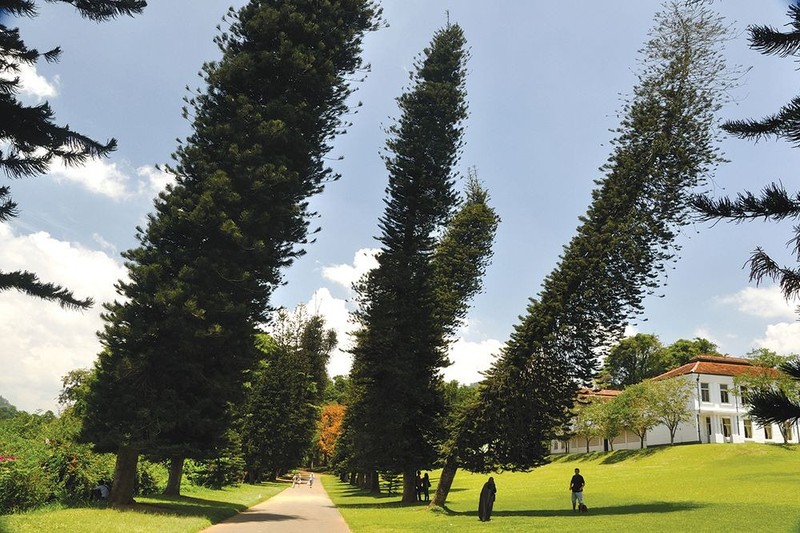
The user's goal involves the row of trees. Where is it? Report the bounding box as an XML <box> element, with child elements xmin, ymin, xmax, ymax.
<box><xmin>5</xmin><ymin>0</ymin><xmax>800</xmax><ymax>512</ymax></box>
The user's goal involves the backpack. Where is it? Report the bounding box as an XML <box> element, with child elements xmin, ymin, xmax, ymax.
<box><xmin>579</xmin><ymin>503</ymin><xmax>588</xmax><ymax>513</ymax></box>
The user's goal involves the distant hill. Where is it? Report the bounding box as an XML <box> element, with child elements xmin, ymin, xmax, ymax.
<box><xmin>0</xmin><ymin>395</ymin><xmax>17</xmax><ymax>419</ymax></box>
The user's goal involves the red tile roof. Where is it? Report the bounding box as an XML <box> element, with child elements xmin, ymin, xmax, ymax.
<box><xmin>577</xmin><ymin>388</ymin><xmax>622</xmax><ymax>400</ymax></box>
<box><xmin>652</xmin><ymin>354</ymin><xmax>780</xmax><ymax>380</ymax></box>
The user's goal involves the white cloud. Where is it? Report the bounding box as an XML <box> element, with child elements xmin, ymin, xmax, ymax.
<box><xmin>321</xmin><ymin>248</ymin><xmax>379</xmax><ymax>290</ymax></box>
<box><xmin>719</xmin><ymin>285</ymin><xmax>797</xmax><ymax>320</ymax></box>
<box><xmin>14</xmin><ymin>62</ymin><xmax>59</xmax><ymax>101</ymax></box>
<box><xmin>47</xmin><ymin>160</ymin><xmax>174</xmax><ymax>201</ymax></box>
<box><xmin>443</xmin><ymin>337</ymin><xmax>502</xmax><ymax>385</ymax></box>
<box><xmin>49</xmin><ymin>158</ymin><xmax>131</xmax><ymax>200</ymax></box>
<box><xmin>136</xmin><ymin>165</ymin><xmax>174</xmax><ymax>196</ymax></box>
<box><xmin>753</xmin><ymin>322</ymin><xmax>800</xmax><ymax>355</ymax></box>
<box><xmin>313</xmin><ymin>250</ymin><xmax>501</xmax><ymax>384</ymax></box>
<box><xmin>0</xmin><ymin>226</ymin><xmax>125</xmax><ymax>413</ymax></box>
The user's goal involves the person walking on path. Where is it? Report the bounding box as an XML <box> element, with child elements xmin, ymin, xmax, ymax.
<box><xmin>569</xmin><ymin>468</ymin><xmax>585</xmax><ymax>511</ymax></box>
<box><xmin>309</xmin><ymin>472</ymin><xmax>315</xmax><ymax>488</ymax></box>
<box><xmin>201</xmin><ymin>472</ymin><xmax>350</xmax><ymax>532</ymax></box>
<box><xmin>478</xmin><ymin>476</ymin><xmax>496</xmax><ymax>522</ymax></box>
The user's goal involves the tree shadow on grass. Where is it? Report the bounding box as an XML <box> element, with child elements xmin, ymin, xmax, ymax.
<box><xmin>112</xmin><ymin>495</ymin><xmax>250</xmax><ymax>523</ymax></box>
<box><xmin>548</xmin><ymin>447</ymin><xmax>666</xmax><ymax>465</ymax></box>
<box><xmin>446</xmin><ymin>501</ymin><xmax>704</xmax><ymax>518</ymax></box>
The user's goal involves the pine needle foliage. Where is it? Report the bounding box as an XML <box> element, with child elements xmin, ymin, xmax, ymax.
<box><xmin>80</xmin><ymin>0</ymin><xmax>380</xmax><ymax>505</ymax></box>
<box><xmin>692</xmin><ymin>5</ymin><xmax>800</xmax><ymax>325</ymax></box>
<box><xmin>0</xmin><ymin>0</ymin><xmax>144</xmax><ymax>308</ymax></box>
<box><xmin>448</xmin><ymin>0</ymin><xmax>732</xmax><ymax>480</ymax></box>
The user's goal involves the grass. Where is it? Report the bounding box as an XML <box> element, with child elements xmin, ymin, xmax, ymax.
<box><xmin>326</xmin><ymin>443</ymin><xmax>800</xmax><ymax>532</ymax></box>
<box><xmin>0</xmin><ymin>481</ymin><xmax>286</xmax><ymax>533</ymax></box>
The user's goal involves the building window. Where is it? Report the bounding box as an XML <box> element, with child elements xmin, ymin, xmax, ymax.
<box><xmin>764</xmin><ymin>424</ymin><xmax>773</xmax><ymax>440</ymax></box>
<box><xmin>743</xmin><ymin>419</ymin><xmax>753</xmax><ymax>439</ymax></box>
<box><xmin>720</xmin><ymin>384</ymin><xmax>729</xmax><ymax>404</ymax></box>
<box><xmin>700</xmin><ymin>382</ymin><xmax>710</xmax><ymax>402</ymax></box>
<box><xmin>740</xmin><ymin>385</ymin><xmax>748</xmax><ymax>404</ymax></box>
<box><xmin>721</xmin><ymin>418</ymin><xmax>732</xmax><ymax>438</ymax></box>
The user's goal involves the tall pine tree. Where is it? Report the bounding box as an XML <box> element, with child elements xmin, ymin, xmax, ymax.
<box><xmin>80</xmin><ymin>0</ymin><xmax>380</xmax><ymax>504</ymax></box>
<box><xmin>344</xmin><ymin>23</ymin><xmax>498</xmax><ymax>503</ymax></box>
<box><xmin>433</xmin><ymin>0</ymin><xmax>732</xmax><ymax>505</ymax></box>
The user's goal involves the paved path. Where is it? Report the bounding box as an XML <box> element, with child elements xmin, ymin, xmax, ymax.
<box><xmin>201</xmin><ymin>473</ymin><xmax>350</xmax><ymax>533</ymax></box>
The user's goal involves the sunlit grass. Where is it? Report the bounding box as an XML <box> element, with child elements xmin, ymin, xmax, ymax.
<box><xmin>327</xmin><ymin>443</ymin><xmax>800</xmax><ymax>533</ymax></box>
<box><xmin>0</xmin><ymin>482</ymin><xmax>286</xmax><ymax>533</ymax></box>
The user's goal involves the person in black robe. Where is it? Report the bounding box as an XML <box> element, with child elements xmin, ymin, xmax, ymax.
<box><xmin>478</xmin><ymin>476</ymin><xmax>496</xmax><ymax>521</ymax></box>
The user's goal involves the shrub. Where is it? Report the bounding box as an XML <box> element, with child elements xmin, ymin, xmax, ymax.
<box><xmin>0</xmin><ymin>456</ymin><xmax>51</xmax><ymax>514</ymax></box>
<box><xmin>186</xmin><ymin>454</ymin><xmax>245</xmax><ymax>489</ymax></box>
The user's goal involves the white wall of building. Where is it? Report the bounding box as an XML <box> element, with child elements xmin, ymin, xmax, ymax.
<box><xmin>552</xmin><ymin>372</ymin><xmax>799</xmax><ymax>455</ymax></box>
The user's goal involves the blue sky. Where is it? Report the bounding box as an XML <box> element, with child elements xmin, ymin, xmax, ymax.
<box><xmin>3</xmin><ymin>1</ymin><xmax>800</xmax><ymax>412</ymax></box>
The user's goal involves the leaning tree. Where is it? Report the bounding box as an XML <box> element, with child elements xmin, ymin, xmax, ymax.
<box><xmin>343</xmin><ymin>22</ymin><xmax>498</xmax><ymax>502</ymax></box>
<box><xmin>432</xmin><ymin>0</ymin><xmax>734</xmax><ymax>506</ymax></box>
<box><xmin>80</xmin><ymin>0</ymin><xmax>380</xmax><ymax>505</ymax></box>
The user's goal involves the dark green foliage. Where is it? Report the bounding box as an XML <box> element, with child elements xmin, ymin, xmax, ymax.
<box><xmin>0</xmin><ymin>1</ymin><xmax>142</xmax><ymax>309</ymax></box>
<box><xmin>345</xmin><ymin>23</ymin><xmax>473</xmax><ymax>477</ymax></box>
<box><xmin>601</xmin><ymin>334</ymin><xmax>666</xmax><ymax>388</ymax></box>
<box><xmin>453</xmin><ymin>0</ymin><xmax>730</xmax><ymax>475</ymax></box>
<box><xmin>323</xmin><ymin>375</ymin><xmax>351</xmax><ymax>405</ymax></box>
<box><xmin>238</xmin><ymin>338</ymin><xmax>314</xmax><ymax>483</ymax></box>
<box><xmin>692</xmin><ymin>5</ymin><xmax>800</xmax><ymax>303</ymax></box>
<box><xmin>738</xmin><ymin>352</ymin><xmax>800</xmax><ymax>430</ymax></box>
<box><xmin>80</xmin><ymin>0</ymin><xmax>379</xmax><ymax>503</ymax></box>
<box><xmin>239</xmin><ymin>315</ymin><xmax>336</xmax><ymax>483</ymax></box>
<box><xmin>660</xmin><ymin>337</ymin><xmax>719</xmax><ymax>370</ymax></box>
<box><xmin>185</xmin><ymin>444</ymin><xmax>245</xmax><ymax>490</ymax></box>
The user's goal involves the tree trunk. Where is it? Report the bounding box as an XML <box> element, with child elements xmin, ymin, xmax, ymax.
<box><xmin>163</xmin><ymin>456</ymin><xmax>185</xmax><ymax>496</ymax></box>
<box><xmin>401</xmin><ymin>468</ymin><xmax>417</xmax><ymax>504</ymax></box>
<box><xmin>431</xmin><ymin>454</ymin><xmax>458</xmax><ymax>507</ymax></box>
<box><xmin>370</xmin><ymin>471</ymin><xmax>380</xmax><ymax>494</ymax></box>
<box><xmin>109</xmin><ymin>446</ymin><xmax>139</xmax><ymax>505</ymax></box>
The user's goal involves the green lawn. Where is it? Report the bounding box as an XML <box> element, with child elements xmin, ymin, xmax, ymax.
<box><xmin>0</xmin><ymin>482</ymin><xmax>286</xmax><ymax>533</ymax></box>
<box><xmin>326</xmin><ymin>443</ymin><xmax>800</xmax><ymax>532</ymax></box>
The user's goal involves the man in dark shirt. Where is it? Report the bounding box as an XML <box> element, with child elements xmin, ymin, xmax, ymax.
<box><xmin>569</xmin><ymin>468</ymin><xmax>585</xmax><ymax>511</ymax></box>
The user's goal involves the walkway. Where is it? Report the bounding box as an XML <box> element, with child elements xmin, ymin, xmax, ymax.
<box><xmin>201</xmin><ymin>473</ymin><xmax>350</xmax><ymax>533</ymax></box>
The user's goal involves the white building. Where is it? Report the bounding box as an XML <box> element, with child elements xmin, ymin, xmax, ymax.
<box><xmin>552</xmin><ymin>355</ymin><xmax>799</xmax><ymax>454</ymax></box>
<box><xmin>648</xmin><ymin>355</ymin><xmax>798</xmax><ymax>446</ymax></box>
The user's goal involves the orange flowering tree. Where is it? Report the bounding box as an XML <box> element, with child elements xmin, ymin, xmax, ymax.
<box><xmin>317</xmin><ymin>404</ymin><xmax>345</xmax><ymax>465</ymax></box>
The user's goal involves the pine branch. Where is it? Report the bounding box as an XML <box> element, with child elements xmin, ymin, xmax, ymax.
<box><xmin>748</xmin><ymin>248</ymin><xmax>800</xmax><ymax>300</ymax></box>
<box><xmin>0</xmin><ymin>186</ymin><xmax>18</xmax><ymax>221</ymax></box>
<box><xmin>56</xmin><ymin>0</ymin><xmax>147</xmax><ymax>21</ymax></box>
<box><xmin>722</xmin><ymin>96</ymin><xmax>800</xmax><ymax>146</ymax></box>
<box><xmin>780</xmin><ymin>359</ymin><xmax>800</xmax><ymax>381</ymax></box>
<box><xmin>691</xmin><ymin>183</ymin><xmax>800</xmax><ymax>222</ymax></box>
<box><xmin>747</xmin><ymin>389</ymin><xmax>800</xmax><ymax>426</ymax></box>
<box><xmin>0</xmin><ymin>270</ymin><xmax>93</xmax><ymax>309</ymax></box>
<box><xmin>747</xmin><ymin>5</ymin><xmax>800</xmax><ymax>57</ymax></box>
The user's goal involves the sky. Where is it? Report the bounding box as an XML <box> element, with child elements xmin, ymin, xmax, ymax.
<box><xmin>3</xmin><ymin>1</ymin><xmax>800</xmax><ymax>413</ymax></box>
